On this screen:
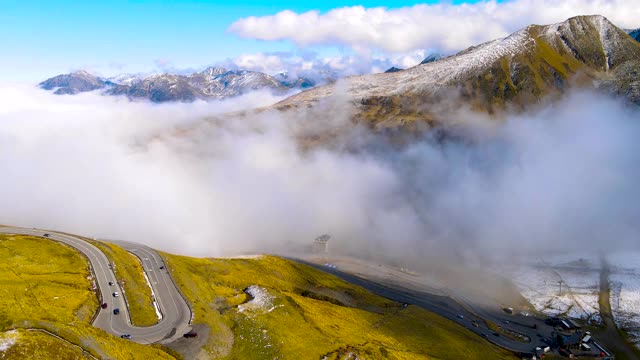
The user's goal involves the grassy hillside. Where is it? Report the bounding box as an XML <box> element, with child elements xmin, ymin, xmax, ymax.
<box><xmin>0</xmin><ymin>329</ymin><xmax>93</xmax><ymax>360</ymax></box>
<box><xmin>0</xmin><ymin>233</ymin><xmax>518</xmax><ymax>359</ymax></box>
<box><xmin>0</xmin><ymin>234</ymin><xmax>175</xmax><ymax>360</ymax></box>
<box><xmin>162</xmin><ymin>254</ymin><xmax>515</xmax><ymax>359</ymax></box>
<box><xmin>89</xmin><ymin>241</ymin><xmax>158</xmax><ymax>327</ymax></box>
<box><xmin>0</xmin><ymin>235</ymin><xmax>97</xmax><ymax>329</ymax></box>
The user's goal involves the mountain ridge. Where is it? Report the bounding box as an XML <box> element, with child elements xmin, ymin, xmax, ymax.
<box><xmin>274</xmin><ymin>15</ymin><xmax>640</xmax><ymax>128</ymax></box>
<box><xmin>39</xmin><ymin>67</ymin><xmax>317</xmax><ymax>102</ymax></box>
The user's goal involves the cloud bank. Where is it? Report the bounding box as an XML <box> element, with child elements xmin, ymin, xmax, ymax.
<box><xmin>229</xmin><ymin>0</ymin><xmax>640</xmax><ymax>53</ymax></box>
<box><xmin>218</xmin><ymin>50</ymin><xmax>427</xmax><ymax>81</ymax></box>
<box><xmin>1</xmin><ymin>86</ymin><xmax>639</xmax><ymax>265</ymax></box>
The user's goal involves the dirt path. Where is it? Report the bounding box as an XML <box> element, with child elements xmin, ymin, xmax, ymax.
<box><xmin>599</xmin><ymin>256</ymin><xmax>639</xmax><ymax>360</ymax></box>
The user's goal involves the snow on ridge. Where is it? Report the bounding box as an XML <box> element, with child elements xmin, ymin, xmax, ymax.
<box><xmin>595</xmin><ymin>15</ymin><xmax>614</xmax><ymax>70</ymax></box>
<box><xmin>285</xmin><ymin>26</ymin><xmax>536</xmax><ymax>104</ymax></box>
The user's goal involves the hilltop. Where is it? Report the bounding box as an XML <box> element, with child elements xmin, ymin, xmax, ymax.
<box><xmin>275</xmin><ymin>15</ymin><xmax>640</xmax><ymax>128</ymax></box>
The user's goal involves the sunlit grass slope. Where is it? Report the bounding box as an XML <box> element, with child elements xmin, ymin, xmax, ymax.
<box><xmin>163</xmin><ymin>254</ymin><xmax>515</xmax><ymax>360</ymax></box>
<box><xmin>0</xmin><ymin>234</ymin><xmax>175</xmax><ymax>360</ymax></box>
<box><xmin>90</xmin><ymin>241</ymin><xmax>158</xmax><ymax>326</ymax></box>
<box><xmin>0</xmin><ymin>329</ymin><xmax>93</xmax><ymax>360</ymax></box>
<box><xmin>0</xmin><ymin>234</ymin><xmax>97</xmax><ymax>328</ymax></box>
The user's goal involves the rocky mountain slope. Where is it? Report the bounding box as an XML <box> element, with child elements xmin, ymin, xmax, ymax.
<box><xmin>275</xmin><ymin>15</ymin><xmax>640</xmax><ymax>128</ymax></box>
<box><xmin>39</xmin><ymin>70</ymin><xmax>110</xmax><ymax>95</ymax></box>
<box><xmin>39</xmin><ymin>67</ymin><xmax>315</xmax><ymax>102</ymax></box>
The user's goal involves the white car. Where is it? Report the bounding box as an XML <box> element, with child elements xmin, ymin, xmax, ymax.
<box><xmin>112</xmin><ymin>292</ymin><xmax>119</xmax><ymax>297</ymax></box>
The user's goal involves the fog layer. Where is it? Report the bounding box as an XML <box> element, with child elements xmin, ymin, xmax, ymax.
<box><xmin>1</xmin><ymin>86</ymin><xmax>639</xmax><ymax>262</ymax></box>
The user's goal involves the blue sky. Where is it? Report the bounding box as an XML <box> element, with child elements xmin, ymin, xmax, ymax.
<box><xmin>0</xmin><ymin>0</ymin><xmax>485</xmax><ymax>81</ymax></box>
<box><xmin>2</xmin><ymin>0</ymin><xmax>636</xmax><ymax>82</ymax></box>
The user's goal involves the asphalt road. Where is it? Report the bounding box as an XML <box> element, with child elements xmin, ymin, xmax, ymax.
<box><xmin>292</xmin><ymin>258</ymin><xmax>553</xmax><ymax>355</ymax></box>
<box><xmin>598</xmin><ymin>255</ymin><xmax>638</xmax><ymax>360</ymax></box>
<box><xmin>0</xmin><ymin>227</ymin><xmax>191</xmax><ymax>344</ymax></box>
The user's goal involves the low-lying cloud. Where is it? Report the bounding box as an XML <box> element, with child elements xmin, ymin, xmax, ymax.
<box><xmin>1</xmin><ymin>85</ymin><xmax>639</xmax><ymax>265</ymax></box>
<box><xmin>218</xmin><ymin>50</ymin><xmax>428</xmax><ymax>81</ymax></box>
<box><xmin>229</xmin><ymin>0</ymin><xmax>640</xmax><ymax>53</ymax></box>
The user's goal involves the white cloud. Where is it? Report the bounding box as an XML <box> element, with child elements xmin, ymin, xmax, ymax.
<box><xmin>218</xmin><ymin>50</ymin><xmax>427</xmax><ymax>80</ymax></box>
<box><xmin>229</xmin><ymin>0</ymin><xmax>640</xmax><ymax>53</ymax></box>
<box><xmin>2</xmin><ymin>85</ymin><xmax>640</xmax><ymax>264</ymax></box>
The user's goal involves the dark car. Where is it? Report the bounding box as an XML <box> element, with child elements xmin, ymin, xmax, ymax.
<box><xmin>120</xmin><ymin>334</ymin><xmax>131</xmax><ymax>339</ymax></box>
<box><xmin>43</xmin><ymin>233</ymin><xmax>49</xmax><ymax>237</ymax></box>
<box><xmin>108</xmin><ymin>281</ymin><xmax>115</xmax><ymax>286</ymax></box>
<box><xmin>113</xmin><ymin>308</ymin><xmax>120</xmax><ymax>315</ymax></box>
<box><xmin>492</xmin><ymin>331</ymin><xmax>500</xmax><ymax>337</ymax></box>
<box><xmin>183</xmin><ymin>331</ymin><xmax>198</xmax><ymax>338</ymax></box>
<box><xmin>101</xmin><ymin>303</ymin><xmax>108</xmax><ymax>309</ymax></box>
<box><xmin>112</xmin><ymin>292</ymin><xmax>119</xmax><ymax>297</ymax></box>
<box><xmin>159</xmin><ymin>265</ymin><xmax>165</xmax><ymax>270</ymax></box>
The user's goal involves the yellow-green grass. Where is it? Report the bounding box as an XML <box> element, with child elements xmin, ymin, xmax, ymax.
<box><xmin>0</xmin><ymin>234</ymin><xmax>176</xmax><ymax>360</ymax></box>
<box><xmin>0</xmin><ymin>235</ymin><xmax>97</xmax><ymax>329</ymax></box>
<box><xmin>2</xmin><ymin>320</ymin><xmax>177</xmax><ymax>359</ymax></box>
<box><xmin>0</xmin><ymin>329</ymin><xmax>93</xmax><ymax>360</ymax></box>
<box><xmin>90</xmin><ymin>241</ymin><xmax>158</xmax><ymax>327</ymax></box>
<box><xmin>163</xmin><ymin>254</ymin><xmax>515</xmax><ymax>359</ymax></box>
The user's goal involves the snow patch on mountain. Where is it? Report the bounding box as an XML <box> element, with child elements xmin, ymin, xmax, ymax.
<box><xmin>0</xmin><ymin>330</ymin><xmax>19</xmax><ymax>352</ymax></box>
<box><xmin>238</xmin><ymin>286</ymin><xmax>282</xmax><ymax>315</ymax></box>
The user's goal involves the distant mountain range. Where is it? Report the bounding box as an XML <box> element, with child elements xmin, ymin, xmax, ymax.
<box><xmin>41</xmin><ymin>18</ymin><xmax>640</xmax><ymax>111</ymax></box>
<box><xmin>277</xmin><ymin>15</ymin><xmax>640</xmax><ymax>129</ymax></box>
<box><xmin>39</xmin><ymin>67</ymin><xmax>318</xmax><ymax>102</ymax></box>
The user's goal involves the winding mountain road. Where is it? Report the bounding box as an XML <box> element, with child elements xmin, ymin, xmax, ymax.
<box><xmin>292</xmin><ymin>258</ymin><xmax>551</xmax><ymax>355</ymax></box>
<box><xmin>0</xmin><ymin>226</ymin><xmax>191</xmax><ymax>344</ymax></box>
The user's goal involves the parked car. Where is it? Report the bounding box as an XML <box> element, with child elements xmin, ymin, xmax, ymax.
<box><xmin>120</xmin><ymin>334</ymin><xmax>131</xmax><ymax>339</ymax></box>
<box><xmin>101</xmin><ymin>303</ymin><xmax>108</xmax><ymax>309</ymax></box>
<box><xmin>113</xmin><ymin>308</ymin><xmax>120</xmax><ymax>315</ymax></box>
<box><xmin>183</xmin><ymin>331</ymin><xmax>198</xmax><ymax>338</ymax></box>
<box><xmin>112</xmin><ymin>292</ymin><xmax>119</xmax><ymax>297</ymax></box>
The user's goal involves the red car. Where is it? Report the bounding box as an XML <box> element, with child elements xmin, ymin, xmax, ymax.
<box><xmin>101</xmin><ymin>303</ymin><xmax>108</xmax><ymax>309</ymax></box>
